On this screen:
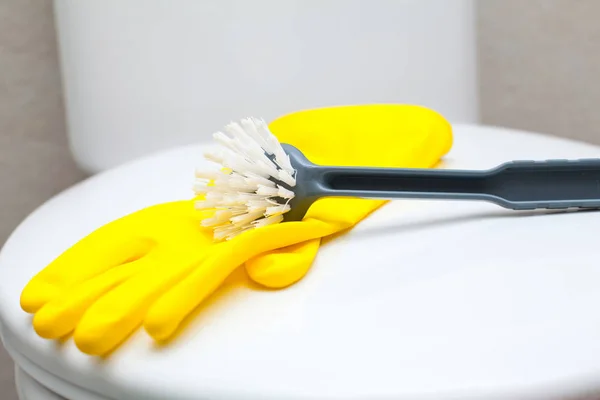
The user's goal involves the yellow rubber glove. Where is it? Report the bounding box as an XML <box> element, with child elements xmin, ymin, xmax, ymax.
<box><xmin>20</xmin><ymin>104</ymin><xmax>452</xmax><ymax>356</ymax></box>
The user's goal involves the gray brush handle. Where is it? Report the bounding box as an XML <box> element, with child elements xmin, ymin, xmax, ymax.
<box><xmin>313</xmin><ymin>159</ymin><xmax>600</xmax><ymax>210</ymax></box>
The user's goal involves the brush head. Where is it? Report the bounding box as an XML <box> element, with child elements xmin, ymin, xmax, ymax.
<box><xmin>194</xmin><ymin>117</ymin><xmax>298</xmax><ymax>241</ymax></box>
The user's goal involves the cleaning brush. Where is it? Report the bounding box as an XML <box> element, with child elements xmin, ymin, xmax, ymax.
<box><xmin>194</xmin><ymin>117</ymin><xmax>600</xmax><ymax>241</ymax></box>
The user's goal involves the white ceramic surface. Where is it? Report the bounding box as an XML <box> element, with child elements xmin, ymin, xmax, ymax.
<box><xmin>2</xmin><ymin>124</ymin><xmax>600</xmax><ymax>400</ymax></box>
<box><xmin>54</xmin><ymin>0</ymin><xmax>477</xmax><ymax>173</ymax></box>
<box><xmin>15</xmin><ymin>367</ymin><xmax>67</xmax><ymax>400</ymax></box>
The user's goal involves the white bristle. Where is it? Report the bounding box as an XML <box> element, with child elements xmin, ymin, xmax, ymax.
<box><xmin>201</xmin><ymin>210</ymin><xmax>232</xmax><ymax>227</ymax></box>
<box><xmin>241</xmin><ymin>118</ymin><xmax>270</xmax><ymax>150</ymax></box>
<box><xmin>252</xmin><ymin>214</ymin><xmax>284</xmax><ymax>228</ymax></box>
<box><xmin>204</xmin><ymin>151</ymin><xmax>225</xmax><ymax>165</ymax></box>
<box><xmin>214</xmin><ymin>224</ymin><xmax>240</xmax><ymax>241</ymax></box>
<box><xmin>254</xmin><ymin>159</ymin><xmax>282</xmax><ymax>178</ymax></box>
<box><xmin>244</xmin><ymin>172</ymin><xmax>276</xmax><ymax>188</ymax></box>
<box><xmin>273</xmin><ymin>147</ymin><xmax>295</xmax><ymax>173</ymax></box>
<box><xmin>278</xmin><ymin>186</ymin><xmax>295</xmax><ymax>199</ymax></box>
<box><xmin>277</xmin><ymin>170</ymin><xmax>296</xmax><ymax>187</ymax></box>
<box><xmin>230</xmin><ymin>210</ymin><xmax>264</xmax><ymax>226</ymax></box>
<box><xmin>193</xmin><ymin>182</ymin><xmax>210</xmax><ymax>193</ymax></box>
<box><xmin>194</xmin><ymin>117</ymin><xmax>297</xmax><ymax>240</ymax></box>
<box><xmin>256</xmin><ymin>185</ymin><xmax>279</xmax><ymax>197</ymax></box>
<box><xmin>195</xmin><ymin>169</ymin><xmax>219</xmax><ymax>180</ymax></box>
<box><xmin>246</xmin><ymin>199</ymin><xmax>274</xmax><ymax>207</ymax></box>
<box><xmin>195</xmin><ymin>200</ymin><xmax>218</xmax><ymax>209</ymax></box>
<box><xmin>205</xmin><ymin>192</ymin><xmax>223</xmax><ymax>202</ymax></box>
<box><xmin>266</xmin><ymin>204</ymin><xmax>291</xmax><ymax>216</ymax></box>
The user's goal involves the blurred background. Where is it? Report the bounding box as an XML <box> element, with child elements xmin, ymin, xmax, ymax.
<box><xmin>1</xmin><ymin>0</ymin><xmax>600</xmax><ymax>398</ymax></box>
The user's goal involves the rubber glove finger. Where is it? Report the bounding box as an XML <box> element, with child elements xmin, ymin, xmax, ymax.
<box><xmin>73</xmin><ymin>250</ymin><xmax>206</xmax><ymax>356</ymax></box>
<box><xmin>245</xmin><ymin>238</ymin><xmax>321</xmax><ymax>288</ymax></box>
<box><xmin>32</xmin><ymin>255</ymin><xmax>155</xmax><ymax>339</ymax></box>
<box><xmin>244</xmin><ymin>198</ymin><xmax>385</xmax><ymax>288</ymax></box>
<box><xmin>20</xmin><ymin>232</ymin><xmax>153</xmax><ymax>314</ymax></box>
<box><xmin>144</xmin><ymin>243</ymin><xmax>240</xmax><ymax>341</ymax></box>
<box><xmin>144</xmin><ymin>219</ymin><xmax>336</xmax><ymax>341</ymax></box>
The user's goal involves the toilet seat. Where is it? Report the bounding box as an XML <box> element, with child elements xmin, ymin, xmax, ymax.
<box><xmin>3</xmin><ymin>124</ymin><xmax>600</xmax><ymax>399</ymax></box>
<box><xmin>4</xmin><ymin>330</ymin><xmax>109</xmax><ymax>400</ymax></box>
<box><xmin>15</xmin><ymin>366</ymin><xmax>67</xmax><ymax>400</ymax></box>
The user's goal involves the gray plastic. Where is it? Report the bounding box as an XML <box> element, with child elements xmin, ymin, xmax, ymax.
<box><xmin>281</xmin><ymin>144</ymin><xmax>600</xmax><ymax>222</ymax></box>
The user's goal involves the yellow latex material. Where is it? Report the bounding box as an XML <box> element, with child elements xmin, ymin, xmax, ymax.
<box><xmin>20</xmin><ymin>104</ymin><xmax>452</xmax><ymax>356</ymax></box>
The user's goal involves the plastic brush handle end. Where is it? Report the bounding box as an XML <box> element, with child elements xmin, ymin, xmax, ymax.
<box><xmin>313</xmin><ymin>158</ymin><xmax>600</xmax><ymax>210</ymax></box>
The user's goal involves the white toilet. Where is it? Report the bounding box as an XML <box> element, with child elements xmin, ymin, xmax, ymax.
<box><xmin>4</xmin><ymin>1</ymin><xmax>600</xmax><ymax>399</ymax></box>
<box><xmin>5</xmin><ymin>125</ymin><xmax>600</xmax><ymax>400</ymax></box>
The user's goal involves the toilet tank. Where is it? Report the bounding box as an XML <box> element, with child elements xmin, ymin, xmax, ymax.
<box><xmin>54</xmin><ymin>0</ymin><xmax>477</xmax><ymax>174</ymax></box>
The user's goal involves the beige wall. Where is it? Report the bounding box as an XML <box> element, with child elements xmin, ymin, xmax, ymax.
<box><xmin>0</xmin><ymin>0</ymin><xmax>85</xmax><ymax>246</ymax></box>
<box><xmin>0</xmin><ymin>1</ymin><xmax>600</xmax><ymax>398</ymax></box>
<box><xmin>0</xmin><ymin>2</ymin><xmax>84</xmax><ymax>398</ymax></box>
<box><xmin>478</xmin><ymin>0</ymin><xmax>600</xmax><ymax>145</ymax></box>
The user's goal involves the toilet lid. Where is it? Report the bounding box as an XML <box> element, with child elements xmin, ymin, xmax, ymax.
<box><xmin>2</xmin><ymin>124</ymin><xmax>600</xmax><ymax>400</ymax></box>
